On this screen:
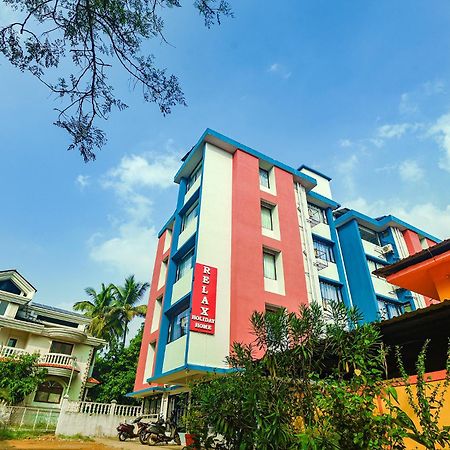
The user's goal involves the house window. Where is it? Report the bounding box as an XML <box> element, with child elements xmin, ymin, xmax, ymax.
<box><xmin>319</xmin><ymin>281</ymin><xmax>342</xmax><ymax>305</ymax></box>
<box><xmin>367</xmin><ymin>258</ymin><xmax>386</xmax><ymax>273</ymax></box>
<box><xmin>175</xmin><ymin>249</ymin><xmax>194</xmax><ymax>281</ymax></box>
<box><xmin>181</xmin><ymin>201</ymin><xmax>199</xmax><ymax>232</ymax></box>
<box><xmin>50</xmin><ymin>341</ymin><xmax>73</xmax><ymax>355</ymax></box>
<box><xmin>359</xmin><ymin>225</ymin><xmax>380</xmax><ymax>246</ymax></box>
<box><xmin>313</xmin><ymin>239</ymin><xmax>335</xmax><ymax>263</ymax></box>
<box><xmin>261</xmin><ymin>204</ymin><xmax>274</xmax><ymax>230</ymax></box>
<box><xmin>7</xmin><ymin>338</ymin><xmax>17</xmax><ymax>348</ymax></box>
<box><xmin>377</xmin><ymin>298</ymin><xmax>404</xmax><ymax>320</ymax></box>
<box><xmin>263</xmin><ymin>251</ymin><xmax>277</xmax><ymax>280</ymax></box>
<box><xmin>0</xmin><ymin>279</ymin><xmax>21</xmax><ymax>295</ymax></box>
<box><xmin>0</xmin><ymin>301</ymin><xmax>7</xmax><ymax>316</ymax></box>
<box><xmin>168</xmin><ymin>307</ymin><xmax>189</xmax><ymax>343</ymax></box>
<box><xmin>307</xmin><ymin>204</ymin><xmax>328</xmax><ymax>225</ymax></box>
<box><xmin>34</xmin><ymin>380</ymin><xmax>64</xmax><ymax>404</ymax></box>
<box><xmin>186</xmin><ymin>162</ymin><xmax>202</xmax><ymax>191</ymax></box>
<box><xmin>259</xmin><ymin>168</ymin><xmax>270</xmax><ymax>188</ymax></box>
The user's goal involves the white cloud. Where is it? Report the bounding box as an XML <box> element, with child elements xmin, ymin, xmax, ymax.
<box><xmin>423</xmin><ymin>80</ymin><xmax>445</xmax><ymax>96</ymax></box>
<box><xmin>398</xmin><ymin>160</ymin><xmax>424</xmax><ymax>182</ymax></box>
<box><xmin>89</xmin><ymin>222</ymin><xmax>157</xmax><ymax>281</ymax></box>
<box><xmin>103</xmin><ymin>152</ymin><xmax>180</xmax><ymax>193</ymax></box>
<box><xmin>344</xmin><ymin>197</ymin><xmax>450</xmax><ymax>239</ymax></box>
<box><xmin>399</xmin><ymin>93</ymin><xmax>419</xmax><ymax>115</ymax></box>
<box><xmin>89</xmin><ymin>144</ymin><xmax>180</xmax><ymax>281</ymax></box>
<box><xmin>377</xmin><ymin>123</ymin><xmax>416</xmax><ymax>139</ymax></box>
<box><xmin>267</xmin><ymin>63</ymin><xmax>292</xmax><ymax>80</ymax></box>
<box><xmin>428</xmin><ymin>112</ymin><xmax>450</xmax><ymax>172</ymax></box>
<box><xmin>339</xmin><ymin>139</ymin><xmax>353</xmax><ymax>148</ymax></box>
<box><xmin>336</xmin><ymin>154</ymin><xmax>358</xmax><ymax>193</ymax></box>
<box><xmin>76</xmin><ymin>175</ymin><xmax>90</xmax><ymax>189</ymax></box>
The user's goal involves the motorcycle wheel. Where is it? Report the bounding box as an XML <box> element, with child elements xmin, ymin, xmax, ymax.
<box><xmin>147</xmin><ymin>434</ymin><xmax>159</xmax><ymax>446</ymax></box>
<box><xmin>174</xmin><ymin>433</ymin><xmax>181</xmax><ymax>445</ymax></box>
<box><xmin>139</xmin><ymin>431</ymin><xmax>149</xmax><ymax>445</ymax></box>
<box><xmin>118</xmin><ymin>432</ymin><xmax>128</xmax><ymax>441</ymax></box>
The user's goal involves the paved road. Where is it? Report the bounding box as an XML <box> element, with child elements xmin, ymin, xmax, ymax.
<box><xmin>95</xmin><ymin>438</ymin><xmax>182</xmax><ymax>450</ymax></box>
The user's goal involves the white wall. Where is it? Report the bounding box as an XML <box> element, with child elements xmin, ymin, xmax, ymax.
<box><xmin>187</xmin><ymin>143</ymin><xmax>232</xmax><ymax>369</ymax></box>
<box><xmin>300</xmin><ymin>168</ymin><xmax>332</xmax><ymax>199</ymax></box>
<box><xmin>163</xmin><ymin>335</ymin><xmax>186</xmax><ymax>372</ymax></box>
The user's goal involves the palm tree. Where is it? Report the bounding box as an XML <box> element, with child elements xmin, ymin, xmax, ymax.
<box><xmin>74</xmin><ymin>283</ymin><xmax>121</xmax><ymax>343</ymax></box>
<box><xmin>111</xmin><ymin>275</ymin><xmax>149</xmax><ymax>347</ymax></box>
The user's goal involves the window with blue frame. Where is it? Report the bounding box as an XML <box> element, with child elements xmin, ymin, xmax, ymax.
<box><xmin>367</xmin><ymin>258</ymin><xmax>387</xmax><ymax>273</ymax></box>
<box><xmin>259</xmin><ymin>168</ymin><xmax>270</xmax><ymax>188</ymax></box>
<box><xmin>319</xmin><ymin>281</ymin><xmax>342</xmax><ymax>305</ymax></box>
<box><xmin>377</xmin><ymin>298</ymin><xmax>404</xmax><ymax>320</ymax></box>
<box><xmin>358</xmin><ymin>225</ymin><xmax>380</xmax><ymax>246</ymax></box>
<box><xmin>313</xmin><ymin>239</ymin><xmax>335</xmax><ymax>263</ymax></box>
<box><xmin>175</xmin><ymin>249</ymin><xmax>194</xmax><ymax>281</ymax></box>
<box><xmin>168</xmin><ymin>306</ymin><xmax>189</xmax><ymax>343</ymax></box>
<box><xmin>181</xmin><ymin>201</ymin><xmax>199</xmax><ymax>232</ymax></box>
<box><xmin>186</xmin><ymin>162</ymin><xmax>202</xmax><ymax>191</ymax></box>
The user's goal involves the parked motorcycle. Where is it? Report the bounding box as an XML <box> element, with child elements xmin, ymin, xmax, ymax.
<box><xmin>117</xmin><ymin>416</ymin><xmax>148</xmax><ymax>441</ymax></box>
<box><xmin>144</xmin><ymin>413</ymin><xmax>181</xmax><ymax>446</ymax></box>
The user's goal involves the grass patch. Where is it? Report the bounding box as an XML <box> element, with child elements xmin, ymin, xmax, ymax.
<box><xmin>0</xmin><ymin>428</ymin><xmax>53</xmax><ymax>441</ymax></box>
<box><xmin>58</xmin><ymin>434</ymin><xmax>94</xmax><ymax>441</ymax></box>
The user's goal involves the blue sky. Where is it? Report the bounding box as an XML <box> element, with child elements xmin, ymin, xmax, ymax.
<box><xmin>1</xmin><ymin>0</ymin><xmax>449</xmax><ymax>322</ymax></box>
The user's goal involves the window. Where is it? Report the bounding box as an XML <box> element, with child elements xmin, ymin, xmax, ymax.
<box><xmin>49</xmin><ymin>341</ymin><xmax>73</xmax><ymax>355</ymax></box>
<box><xmin>307</xmin><ymin>204</ymin><xmax>328</xmax><ymax>225</ymax></box>
<box><xmin>319</xmin><ymin>281</ymin><xmax>342</xmax><ymax>305</ymax></box>
<box><xmin>34</xmin><ymin>380</ymin><xmax>64</xmax><ymax>404</ymax></box>
<box><xmin>175</xmin><ymin>249</ymin><xmax>194</xmax><ymax>281</ymax></box>
<box><xmin>313</xmin><ymin>239</ymin><xmax>335</xmax><ymax>263</ymax></box>
<box><xmin>7</xmin><ymin>338</ymin><xmax>17</xmax><ymax>348</ymax></box>
<box><xmin>261</xmin><ymin>204</ymin><xmax>274</xmax><ymax>230</ymax></box>
<box><xmin>186</xmin><ymin>162</ymin><xmax>202</xmax><ymax>191</ymax></box>
<box><xmin>263</xmin><ymin>251</ymin><xmax>277</xmax><ymax>280</ymax></box>
<box><xmin>259</xmin><ymin>168</ymin><xmax>270</xmax><ymax>188</ymax></box>
<box><xmin>0</xmin><ymin>279</ymin><xmax>21</xmax><ymax>295</ymax></box>
<box><xmin>0</xmin><ymin>301</ymin><xmax>7</xmax><ymax>316</ymax></box>
<box><xmin>181</xmin><ymin>201</ymin><xmax>199</xmax><ymax>232</ymax></box>
<box><xmin>168</xmin><ymin>307</ymin><xmax>189</xmax><ymax>343</ymax></box>
<box><xmin>377</xmin><ymin>298</ymin><xmax>404</xmax><ymax>320</ymax></box>
<box><xmin>358</xmin><ymin>225</ymin><xmax>380</xmax><ymax>246</ymax></box>
<box><xmin>367</xmin><ymin>258</ymin><xmax>386</xmax><ymax>273</ymax></box>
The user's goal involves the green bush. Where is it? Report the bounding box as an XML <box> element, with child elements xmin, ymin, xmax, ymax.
<box><xmin>188</xmin><ymin>303</ymin><xmax>450</xmax><ymax>450</ymax></box>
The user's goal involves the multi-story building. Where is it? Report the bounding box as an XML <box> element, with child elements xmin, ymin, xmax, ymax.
<box><xmin>0</xmin><ymin>269</ymin><xmax>104</xmax><ymax>408</ymax></box>
<box><xmin>130</xmin><ymin>129</ymin><xmax>440</xmax><ymax>417</ymax></box>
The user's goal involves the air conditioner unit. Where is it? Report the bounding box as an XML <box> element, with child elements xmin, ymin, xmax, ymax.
<box><xmin>380</xmin><ymin>244</ymin><xmax>394</xmax><ymax>254</ymax></box>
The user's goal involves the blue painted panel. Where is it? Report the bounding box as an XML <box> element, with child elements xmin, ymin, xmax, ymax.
<box><xmin>154</xmin><ymin>178</ymin><xmax>188</xmax><ymax>377</ymax></box>
<box><xmin>336</xmin><ymin>219</ymin><xmax>378</xmax><ymax>322</ymax></box>
<box><xmin>326</xmin><ymin>208</ymin><xmax>352</xmax><ymax>309</ymax></box>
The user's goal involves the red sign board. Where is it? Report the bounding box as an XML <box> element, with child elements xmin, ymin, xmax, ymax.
<box><xmin>190</xmin><ymin>263</ymin><xmax>217</xmax><ymax>335</ymax></box>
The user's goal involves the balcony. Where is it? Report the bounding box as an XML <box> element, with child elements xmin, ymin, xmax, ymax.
<box><xmin>0</xmin><ymin>346</ymin><xmax>78</xmax><ymax>377</ymax></box>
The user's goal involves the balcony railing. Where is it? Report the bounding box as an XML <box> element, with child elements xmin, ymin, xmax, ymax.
<box><xmin>40</xmin><ymin>352</ymin><xmax>75</xmax><ymax>367</ymax></box>
<box><xmin>0</xmin><ymin>346</ymin><xmax>28</xmax><ymax>358</ymax></box>
<box><xmin>0</xmin><ymin>346</ymin><xmax>76</xmax><ymax>368</ymax></box>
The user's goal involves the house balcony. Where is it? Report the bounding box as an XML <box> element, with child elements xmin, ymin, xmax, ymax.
<box><xmin>0</xmin><ymin>346</ymin><xmax>79</xmax><ymax>377</ymax></box>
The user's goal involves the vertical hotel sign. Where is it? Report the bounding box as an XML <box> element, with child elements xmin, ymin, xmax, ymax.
<box><xmin>190</xmin><ymin>263</ymin><xmax>217</xmax><ymax>335</ymax></box>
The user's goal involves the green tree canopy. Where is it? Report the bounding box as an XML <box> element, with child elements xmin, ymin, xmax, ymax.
<box><xmin>90</xmin><ymin>324</ymin><xmax>143</xmax><ymax>404</ymax></box>
<box><xmin>111</xmin><ymin>275</ymin><xmax>149</xmax><ymax>347</ymax></box>
<box><xmin>74</xmin><ymin>282</ymin><xmax>120</xmax><ymax>343</ymax></box>
<box><xmin>0</xmin><ymin>353</ymin><xmax>47</xmax><ymax>405</ymax></box>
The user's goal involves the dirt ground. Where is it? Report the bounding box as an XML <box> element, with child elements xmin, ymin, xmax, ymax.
<box><xmin>0</xmin><ymin>436</ymin><xmax>182</xmax><ymax>450</ymax></box>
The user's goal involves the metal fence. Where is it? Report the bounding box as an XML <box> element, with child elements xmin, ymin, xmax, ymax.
<box><xmin>6</xmin><ymin>406</ymin><xmax>60</xmax><ymax>431</ymax></box>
